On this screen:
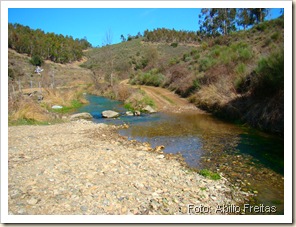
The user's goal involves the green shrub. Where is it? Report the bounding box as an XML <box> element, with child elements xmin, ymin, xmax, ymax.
<box><xmin>271</xmin><ymin>32</ymin><xmax>280</xmax><ymax>41</ymax></box>
<box><xmin>130</xmin><ymin>68</ymin><xmax>165</xmax><ymax>87</ymax></box>
<box><xmin>190</xmin><ymin>49</ymin><xmax>198</xmax><ymax>56</ymax></box>
<box><xmin>124</xmin><ymin>102</ymin><xmax>134</xmax><ymax>111</ymax></box>
<box><xmin>210</xmin><ymin>46</ymin><xmax>221</xmax><ymax>58</ymax></box>
<box><xmin>238</xmin><ymin>48</ymin><xmax>253</xmax><ymax>61</ymax></box>
<box><xmin>201</xmin><ymin>42</ymin><xmax>208</xmax><ymax>50</ymax></box>
<box><xmin>199</xmin><ymin>57</ymin><xmax>216</xmax><ymax>72</ymax></box>
<box><xmin>182</xmin><ymin>53</ymin><xmax>190</xmax><ymax>61</ymax></box>
<box><xmin>255</xmin><ymin>22</ymin><xmax>268</xmax><ymax>32</ymax></box>
<box><xmin>263</xmin><ymin>38</ymin><xmax>272</xmax><ymax>47</ymax></box>
<box><xmin>235</xmin><ymin>63</ymin><xmax>246</xmax><ymax>76</ymax></box>
<box><xmin>170</xmin><ymin>42</ymin><xmax>178</xmax><ymax>48</ymax></box>
<box><xmin>30</xmin><ymin>55</ymin><xmax>44</xmax><ymax>66</ymax></box>
<box><xmin>193</xmin><ymin>53</ymin><xmax>200</xmax><ymax>60</ymax></box>
<box><xmin>169</xmin><ymin>57</ymin><xmax>180</xmax><ymax>66</ymax></box>
<box><xmin>252</xmin><ymin>49</ymin><xmax>284</xmax><ymax>96</ymax></box>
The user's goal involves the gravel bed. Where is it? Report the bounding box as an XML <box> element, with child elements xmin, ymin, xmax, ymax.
<box><xmin>8</xmin><ymin>120</ymin><xmax>247</xmax><ymax>215</ymax></box>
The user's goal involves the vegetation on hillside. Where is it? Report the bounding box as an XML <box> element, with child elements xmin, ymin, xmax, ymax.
<box><xmin>84</xmin><ymin>15</ymin><xmax>284</xmax><ymax>134</ymax></box>
<box><xmin>8</xmin><ymin>23</ymin><xmax>91</xmax><ymax>64</ymax></box>
<box><xmin>8</xmin><ymin>9</ymin><xmax>284</xmax><ymax>134</ymax></box>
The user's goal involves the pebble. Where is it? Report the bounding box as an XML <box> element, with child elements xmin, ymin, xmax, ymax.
<box><xmin>8</xmin><ymin>121</ymin><xmax>248</xmax><ymax>215</ymax></box>
<box><xmin>27</xmin><ymin>198</ymin><xmax>38</xmax><ymax>205</ymax></box>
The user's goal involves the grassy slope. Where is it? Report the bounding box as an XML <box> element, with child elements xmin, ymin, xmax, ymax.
<box><xmin>8</xmin><ymin>48</ymin><xmax>93</xmax><ymax>90</ymax></box>
<box><xmin>8</xmin><ymin>49</ymin><xmax>94</xmax><ymax>125</ymax></box>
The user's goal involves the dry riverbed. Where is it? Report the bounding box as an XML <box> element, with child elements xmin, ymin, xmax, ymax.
<box><xmin>8</xmin><ymin>120</ymin><xmax>249</xmax><ymax>215</ymax></box>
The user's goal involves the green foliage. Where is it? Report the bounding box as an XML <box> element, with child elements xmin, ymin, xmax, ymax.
<box><xmin>190</xmin><ymin>49</ymin><xmax>198</xmax><ymax>56</ymax></box>
<box><xmin>124</xmin><ymin>102</ymin><xmax>134</xmax><ymax>111</ymax></box>
<box><xmin>51</xmin><ymin>99</ymin><xmax>84</xmax><ymax>113</ymax></box>
<box><xmin>170</xmin><ymin>42</ymin><xmax>178</xmax><ymax>48</ymax></box>
<box><xmin>252</xmin><ymin>49</ymin><xmax>284</xmax><ymax>96</ymax></box>
<box><xmin>8</xmin><ymin>23</ymin><xmax>91</xmax><ymax>64</ymax></box>
<box><xmin>124</xmin><ymin>89</ymin><xmax>155</xmax><ymax>111</ymax></box>
<box><xmin>130</xmin><ymin>68</ymin><xmax>165</xmax><ymax>87</ymax></box>
<box><xmin>169</xmin><ymin>57</ymin><xmax>180</xmax><ymax>66</ymax></box>
<box><xmin>255</xmin><ymin>22</ymin><xmax>268</xmax><ymax>31</ymax></box>
<box><xmin>201</xmin><ymin>42</ymin><xmax>208</xmax><ymax>50</ymax></box>
<box><xmin>182</xmin><ymin>53</ymin><xmax>192</xmax><ymax>62</ymax></box>
<box><xmin>235</xmin><ymin>63</ymin><xmax>246</xmax><ymax>76</ymax></box>
<box><xmin>234</xmin><ymin>64</ymin><xmax>249</xmax><ymax>93</ymax></box>
<box><xmin>198</xmin><ymin>57</ymin><xmax>216</xmax><ymax>72</ymax></box>
<box><xmin>144</xmin><ymin>28</ymin><xmax>198</xmax><ymax>43</ymax></box>
<box><xmin>199</xmin><ymin>8</ymin><xmax>237</xmax><ymax>36</ymax></box>
<box><xmin>30</xmin><ymin>55</ymin><xmax>44</xmax><ymax>66</ymax></box>
<box><xmin>193</xmin><ymin>53</ymin><xmax>200</xmax><ymax>60</ymax></box>
<box><xmin>271</xmin><ymin>32</ymin><xmax>280</xmax><ymax>41</ymax></box>
<box><xmin>199</xmin><ymin>169</ymin><xmax>221</xmax><ymax>180</ymax></box>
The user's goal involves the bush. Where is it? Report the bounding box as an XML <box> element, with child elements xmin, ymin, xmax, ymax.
<box><xmin>193</xmin><ymin>53</ymin><xmax>200</xmax><ymax>60</ymax></box>
<box><xmin>170</xmin><ymin>42</ymin><xmax>178</xmax><ymax>48</ymax></box>
<box><xmin>238</xmin><ymin>47</ymin><xmax>253</xmax><ymax>61</ymax></box>
<box><xmin>198</xmin><ymin>57</ymin><xmax>216</xmax><ymax>72</ymax></box>
<box><xmin>169</xmin><ymin>57</ymin><xmax>180</xmax><ymax>66</ymax></box>
<box><xmin>252</xmin><ymin>49</ymin><xmax>284</xmax><ymax>96</ymax></box>
<box><xmin>124</xmin><ymin>89</ymin><xmax>155</xmax><ymax>111</ymax></box>
<box><xmin>235</xmin><ymin>63</ymin><xmax>246</xmax><ymax>76</ymax></box>
<box><xmin>130</xmin><ymin>68</ymin><xmax>165</xmax><ymax>87</ymax></box>
<box><xmin>190</xmin><ymin>49</ymin><xmax>198</xmax><ymax>56</ymax></box>
<box><xmin>201</xmin><ymin>42</ymin><xmax>208</xmax><ymax>50</ymax></box>
<box><xmin>30</xmin><ymin>55</ymin><xmax>44</xmax><ymax>66</ymax></box>
<box><xmin>255</xmin><ymin>22</ymin><xmax>268</xmax><ymax>32</ymax></box>
<box><xmin>271</xmin><ymin>32</ymin><xmax>280</xmax><ymax>41</ymax></box>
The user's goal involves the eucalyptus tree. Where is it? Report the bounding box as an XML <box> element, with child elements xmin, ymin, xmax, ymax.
<box><xmin>199</xmin><ymin>8</ymin><xmax>237</xmax><ymax>37</ymax></box>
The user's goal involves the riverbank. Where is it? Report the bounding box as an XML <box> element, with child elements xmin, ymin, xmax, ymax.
<box><xmin>8</xmin><ymin>120</ymin><xmax>249</xmax><ymax>215</ymax></box>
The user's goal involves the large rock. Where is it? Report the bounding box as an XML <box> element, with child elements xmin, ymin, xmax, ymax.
<box><xmin>143</xmin><ymin>105</ymin><xmax>157</xmax><ymax>113</ymax></box>
<box><xmin>70</xmin><ymin>112</ymin><xmax>93</xmax><ymax>121</ymax></box>
<box><xmin>102</xmin><ymin>110</ymin><xmax>120</xmax><ymax>118</ymax></box>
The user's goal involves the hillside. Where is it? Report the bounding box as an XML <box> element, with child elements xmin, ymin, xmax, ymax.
<box><xmin>81</xmin><ymin>16</ymin><xmax>284</xmax><ymax>135</ymax></box>
<box><xmin>8</xmin><ymin>16</ymin><xmax>284</xmax><ymax>135</ymax></box>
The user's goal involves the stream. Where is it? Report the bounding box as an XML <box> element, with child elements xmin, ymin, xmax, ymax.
<box><xmin>77</xmin><ymin>94</ymin><xmax>284</xmax><ymax>215</ymax></box>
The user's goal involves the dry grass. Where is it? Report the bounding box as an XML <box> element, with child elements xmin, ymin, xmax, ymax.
<box><xmin>9</xmin><ymin>98</ymin><xmax>50</xmax><ymax>122</ymax></box>
<box><xmin>42</xmin><ymin>88</ymin><xmax>88</xmax><ymax>107</ymax></box>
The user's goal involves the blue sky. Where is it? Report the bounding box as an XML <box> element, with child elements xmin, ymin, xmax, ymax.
<box><xmin>8</xmin><ymin>8</ymin><xmax>282</xmax><ymax>47</ymax></box>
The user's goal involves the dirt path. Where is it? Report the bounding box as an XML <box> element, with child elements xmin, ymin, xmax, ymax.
<box><xmin>120</xmin><ymin>80</ymin><xmax>202</xmax><ymax>113</ymax></box>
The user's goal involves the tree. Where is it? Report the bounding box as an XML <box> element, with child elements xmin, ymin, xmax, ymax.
<box><xmin>120</xmin><ymin>34</ymin><xmax>126</xmax><ymax>42</ymax></box>
<box><xmin>250</xmin><ymin>8</ymin><xmax>270</xmax><ymax>24</ymax></box>
<box><xmin>102</xmin><ymin>30</ymin><xmax>115</xmax><ymax>86</ymax></box>
<box><xmin>103</xmin><ymin>29</ymin><xmax>113</xmax><ymax>46</ymax></box>
<box><xmin>199</xmin><ymin>8</ymin><xmax>237</xmax><ymax>37</ymax></box>
<box><xmin>8</xmin><ymin>23</ymin><xmax>91</xmax><ymax>64</ymax></box>
<box><xmin>237</xmin><ymin>8</ymin><xmax>253</xmax><ymax>30</ymax></box>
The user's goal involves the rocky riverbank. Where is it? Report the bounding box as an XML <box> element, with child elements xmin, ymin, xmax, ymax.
<box><xmin>8</xmin><ymin>120</ymin><xmax>249</xmax><ymax>215</ymax></box>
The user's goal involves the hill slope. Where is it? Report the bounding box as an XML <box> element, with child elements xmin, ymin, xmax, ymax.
<box><xmin>82</xmin><ymin>16</ymin><xmax>284</xmax><ymax>135</ymax></box>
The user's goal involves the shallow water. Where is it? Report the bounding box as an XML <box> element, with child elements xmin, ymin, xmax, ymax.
<box><xmin>77</xmin><ymin>94</ymin><xmax>284</xmax><ymax>215</ymax></box>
